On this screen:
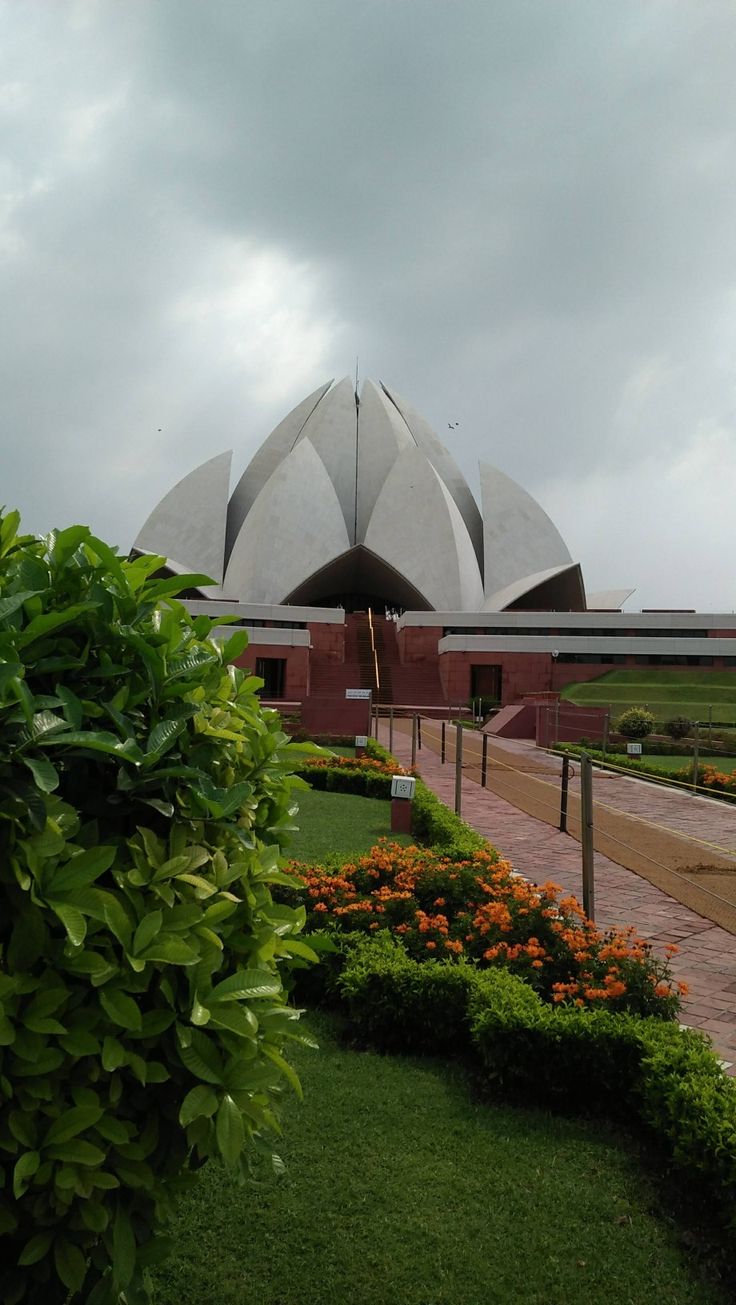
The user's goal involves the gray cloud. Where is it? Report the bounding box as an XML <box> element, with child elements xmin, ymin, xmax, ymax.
<box><xmin>2</xmin><ymin>0</ymin><xmax>736</xmax><ymax>608</ymax></box>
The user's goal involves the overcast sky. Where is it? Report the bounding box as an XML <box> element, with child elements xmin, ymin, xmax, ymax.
<box><xmin>2</xmin><ymin>0</ymin><xmax>736</xmax><ymax>610</ymax></box>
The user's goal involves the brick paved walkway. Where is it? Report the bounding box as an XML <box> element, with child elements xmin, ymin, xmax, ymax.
<box><xmin>378</xmin><ymin>720</ymin><xmax>736</xmax><ymax>1070</ymax></box>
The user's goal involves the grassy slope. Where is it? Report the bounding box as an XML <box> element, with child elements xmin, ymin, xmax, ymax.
<box><xmin>286</xmin><ymin>788</ymin><xmax>412</xmax><ymax>863</ymax></box>
<box><xmin>153</xmin><ymin>1012</ymin><xmax>724</xmax><ymax>1305</ymax></box>
<box><xmin>561</xmin><ymin>671</ymin><xmax>736</xmax><ymax>724</ymax></box>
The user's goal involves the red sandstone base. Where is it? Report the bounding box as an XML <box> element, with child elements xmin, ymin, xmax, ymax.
<box><xmin>391</xmin><ymin>798</ymin><xmax>413</xmax><ymax>834</ymax></box>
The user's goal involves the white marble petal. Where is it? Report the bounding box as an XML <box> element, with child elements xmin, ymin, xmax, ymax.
<box><xmin>483</xmin><ymin>563</ymin><xmax>585</xmax><ymax>612</ymax></box>
<box><xmin>586</xmin><ymin>588</ymin><xmax>636</xmax><ymax>611</ymax></box>
<box><xmin>355</xmin><ymin>380</ymin><xmax>414</xmax><ymax>540</ymax></box>
<box><xmin>295</xmin><ymin>377</ymin><xmax>358</xmax><ymax>541</ymax></box>
<box><xmin>134</xmin><ymin>450</ymin><xmax>232</xmax><ymax>585</ymax></box>
<box><xmin>225</xmin><ymin>380</ymin><xmax>332</xmax><ymax>559</ymax></box>
<box><xmin>480</xmin><ymin>463</ymin><xmax>571</xmax><ymax>599</ymax></box>
<box><xmin>381</xmin><ymin>382</ymin><xmax>485</xmax><ymax>573</ymax></box>
<box><xmin>223</xmin><ymin>438</ymin><xmax>350</xmax><ymax>604</ymax></box>
<box><xmin>364</xmin><ymin>448</ymin><xmax>484</xmax><ymax>611</ymax></box>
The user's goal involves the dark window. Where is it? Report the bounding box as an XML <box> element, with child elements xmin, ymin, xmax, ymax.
<box><xmin>255</xmin><ymin>657</ymin><xmax>286</xmax><ymax>697</ymax></box>
<box><xmin>471</xmin><ymin>664</ymin><xmax>502</xmax><ymax>700</ymax></box>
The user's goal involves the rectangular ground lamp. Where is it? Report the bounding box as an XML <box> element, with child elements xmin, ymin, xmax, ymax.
<box><xmin>390</xmin><ymin>774</ymin><xmax>416</xmax><ymax>834</ymax></box>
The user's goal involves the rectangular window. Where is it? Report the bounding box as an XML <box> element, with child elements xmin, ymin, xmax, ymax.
<box><xmin>255</xmin><ymin>657</ymin><xmax>286</xmax><ymax>697</ymax></box>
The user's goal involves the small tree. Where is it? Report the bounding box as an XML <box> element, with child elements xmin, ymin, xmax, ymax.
<box><xmin>0</xmin><ymin>514</ymin><xmax>315</xmax><ymax>1304</ymax></box>
<box><xmin>664</xmin><ymin>716</ymin><xmax>693</xmax><ymax>741</ymax></box>
<box><xmin>615</xmin><ymin>707</ymin><xmax>655</xmax><ymax>740</ymax></box>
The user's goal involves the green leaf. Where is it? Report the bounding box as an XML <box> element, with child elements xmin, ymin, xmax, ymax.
<box><xmin>13</xmin><ymin>1150</ymin><xmax>40</xmax><ymax>1197</ymax></box>
<box><xmin>145</xmin><ymin>717</ymin><xmax>187</xmax><ymax>758</ymax></box>
<box><xmin>18</xmin><ymin>1230</ymin><xmax>54</xmax><ymax>1266</ymax></box>
<box><xmin>262</xmin><ymin>1043</ymin><xmax>303</xmax><ymax>1099</ymax></box>
<box><xmin>20</xmin><ymin>755</ymin><xmax>59</xmax><ymax>792</ymax></box>
<box><xmin>137</xmin><ymin>935</ymin><xmax>199</xmax><ymax>966</ymax></box>
<box><xmin>113</xmin><ymin>1204</ymin><xmax>136</xmax><ymax>1289</ymax></box>
<box><xmin>54</xmin><ymin>1237</ymin><xmax>87</xmax><ymax>1294</ymax></box>
<box><xmin>52</xmin><ymin>845</ymin><xmax>116</xmax><ymax>892</ymax></box>
<box><xmin>220</xmin><ymin>629</ymin><xmax>250</xmax><ymax>663</ymax></box>
<box><xmin>178</xmin><ymin>1029</ymin><xmax>224</xmax><ymax>1085</ymax></box>
<box><xmin>179</xmin><ymin>1084</ymin><xmax>218</xmax><ymax>1126</ymax></box>
<box><xmin>0</xmin><ymin>590</ymin><xmax>40</xmax><ymax>623</ymax></box>
<box><xmin>59</xmin><ymin>1028</ymin><xmax>100</xmax><ymax>1057</ymax></box>
<box><xmin>49</xmin><ymin>902</ymin><xmax>87</xmax><ymax>946</ymax></box>
<box><xmin>102</xmin><ymin>1036</ymin><xmax>126</xmax><ymax>1071</ymax></box>
<box><xmin>208</xmin><ymin>968</ymin><xmax>281</xmax><ymax>1003</ymax></box>
<box><xmin>44</xmin><ymin>1105</ymin><xmax>104</xmax><ymax>1146</ymax></box>
<box><xmin>216</xmin><ymin>1094</ymin><xmax>245</xmax><ymax>1166</ymax></box>
<box><xmin>100</xmin><ymin>989</ymin><xmax>142</xmax><ymax>1031</ymax></box>
<box><xmin>208</xmin><ymin>1004</ymin><xmax>258</xmax><ymax>1039</ymax></box>
<box><xmin>56</xmin><ymin>684</ymin><xmax>83</xmax><ymax>728</ymax></box>
<box><xmin>132</xmin><ymin>909</ymin><xmax>163</xmax><ymax>956</ymax></box>
<box><xmin>39</xmin><ymin>728</ymin><xmax>144</xmax><ymax>763</ymax></box>
<box><xmin>46</xmin><ymin>1139</ymin><xmax>106</xmax><ymax>1166</ymax></box>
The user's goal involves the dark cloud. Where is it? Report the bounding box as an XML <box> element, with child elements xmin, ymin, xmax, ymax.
<box><xmin>2</xmin><ymin>0</ymin><xmax>736</xmax><ymax>607</ymax></box>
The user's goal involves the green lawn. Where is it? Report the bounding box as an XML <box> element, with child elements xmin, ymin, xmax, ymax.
<box><xmin>152</xmin><ymin>1012</ymin><xmax>725</xmax><ymax>1305</ymax></box>
<box><xmin>287</xmin><ymin>788</ymin><xmax>412</xmax><ymax>862</ymax></box>
<box><xmin>561</xmin><ymin>671</ymin><xmax>736</xmax><ymax>727</ymax></box>
<box><xmin>618</xmin><ymin>753</ymin><xmax>732</xmax><ymax>773</ymax></box>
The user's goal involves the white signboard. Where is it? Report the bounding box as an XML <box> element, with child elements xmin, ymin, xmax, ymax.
<box><xmin>355</xmin><ymin>735</ymin><xmax>368</xmax><ymax>747</ymax></box>
<box><xmin>345</xmin><ymin>688</ymin><xmax>371</xmax><ymax>700</ymax></box>
<box><xmin>391</xmin><ymin>775</ymin><xmax>416</xmax><ymax>801</ymax></box>
<box><xmin>627</xmin><ymin>742</ymin><xmax>643</xmax><ymax>756</ymax></box>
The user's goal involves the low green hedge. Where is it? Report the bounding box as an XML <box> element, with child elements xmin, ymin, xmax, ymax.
<box><xmin>336</xmin><ymin>935</ymin><xmax>736</xmax><ymax>1232</ymax></box>
<box><xmin>366</xmin><ymin>739</ymin><xmax>487</xmax><ymax>858</ymax></box>
<box><xmin>295</xmin><ymin>763</ymin><xmax>393</xmax><ymax>799</ymax></box>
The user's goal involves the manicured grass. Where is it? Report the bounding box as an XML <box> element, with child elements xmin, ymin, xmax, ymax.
<box><xmin>287</xmin><ymin>788</ymin><xmax>412</xmax><ymax>862</ymax></box>
<box><xmin>561</xmin><ymin>671</ymin><xmax>736</xmax><ymax>727</ymax></box>
<box><xmin>621</xmin><ymin>753</ymin><xmax>730</xmax><ymax>773</ymax></box>
<box><xmin>153</xmin><ymin>1012</ymin><xmax>725</xmax><ymax>1305</ymax></box>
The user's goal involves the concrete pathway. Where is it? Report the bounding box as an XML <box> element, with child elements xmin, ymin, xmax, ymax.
<box><xmin>378</xmin><ymin>720</ymin><xmax>736</xmax><ymax>1070</ymax></box>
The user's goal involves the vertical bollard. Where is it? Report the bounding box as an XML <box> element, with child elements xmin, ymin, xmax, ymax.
<box><xmin>481</xmin><ymin>732</ymin><xmax>488</xmax><ymax>788</ymax></box>
<box><xmin>441</xmin><ymin>720</ymin><xmax>446</xmax><ymax>764</ymax></box>
<box><xmin>454</xmin><ymin>722</ymin><xmax>463</xmax><ymax>816</ymax></box>
<box><xmin>389</xmin><ymin>706</ymin><xmax>394</xmax><ymax>755</ymax></box>
<box><xmin>580</xmin><ymin>752</ymin><xmax>595</xmax><ymax>921</ymax></box>
<box><xmin>417</xmin><ymin>716</ymin><xmax>422</xmax><ymax>750</ymax></box>
<box><xmin>411</xmin><ymin>714</ymin><xmax>418</xmax><ymax>770</ymax></box>
<box><xmin>559</xmin><ymin>755</ymin><xmax>570</xmax><ymax>833</ymax></box>
<box><xmin>693</xmin><ymin>722</ymin><xmax>700</xmax><ymax>793</ymax></box>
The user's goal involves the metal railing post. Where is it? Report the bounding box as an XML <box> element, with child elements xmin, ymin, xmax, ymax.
<box><xmin>389</xmin><ymin>706</ymin><xmax>394</xmax><ymax>755</ymax></box>
<box><xmin>693</xmin><ymin>722</ymin><xmax>700</xmax><ymax>793</ymax></box>
<box><xmin>454</xmin><ymin>722</ymin><xmax>463</xmax><ymax>816</ymax></box>
<box><xmin>417</xmin><ymin>716</ymin><xmax>422</xmax><ymax>750</ymax></box>
<box><xmin>602</xmin><ymin>712</ymin><xmax>609</xmax><ymax>759</ymax></box>
<box><xmin>580</xmin><ymin>752</ymin><xmax>595</xmax><ymax>921</ymax></box>
<box><xmin>411</xmin><ymin>714</ymin><xmax>418</xmax><ymax>770</ymax></box>
<box><xmin>481</xmin><ymin>732</ymin><xmax>488</xmax><ymax>788</ymax></box>
<box><xmin>441</xmin><ymin>720</ymin><xmax>446</xmax><ymax>764</ymax></box>
<box><xmin>559</xmin><ymin>755</ymin><xmax>570</xmax><ymax>834</ymax></box>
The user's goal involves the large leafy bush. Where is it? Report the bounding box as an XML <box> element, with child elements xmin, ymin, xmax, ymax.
<box><xmin>615</xmin><ymin>707</ymin><xmax>655</xmax><ymax>739</ymax></box>
<box><xmin>0</xmin><ymin>514</ymin><xmax>314</xmax><ymax>1304</ymax></box>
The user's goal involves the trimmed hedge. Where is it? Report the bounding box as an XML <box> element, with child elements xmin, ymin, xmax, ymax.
<box><xmin>336</xmin><ymin>936</ymin><xmax>736</xmax><ymax>1230</ymax></box>
<box><xmin>366</xmin><ymin>738</ymin><xmax>487</xmax><ymax>858</ymax></box>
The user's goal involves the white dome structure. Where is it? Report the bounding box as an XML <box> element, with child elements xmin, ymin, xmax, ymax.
<box><xmin>134</xmin><ymin>378</ymin><xmax>585</xmax><ymax>613</ymax></box>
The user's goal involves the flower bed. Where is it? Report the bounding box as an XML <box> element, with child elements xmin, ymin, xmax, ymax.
<box><xmin>285</xmin><ymin>841</ymin><xmax>685</xmax><ymax>1019</ymax></box>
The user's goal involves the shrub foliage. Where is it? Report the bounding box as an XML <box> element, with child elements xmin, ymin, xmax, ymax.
<box><xmin>0</xmin><ymin>515</ymin><xmax>313</xmax><ymax>1304</ymax></box>
<box><xmin>615</xmin><ymin>707</ymin><xmax>655</xmax><ymax>739</ymax></box>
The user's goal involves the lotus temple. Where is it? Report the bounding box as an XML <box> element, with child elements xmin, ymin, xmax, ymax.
<box><xmin>134</xmin><ymin>378</ymin><xmax>736</xmax><ymax>715</ymax></box>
